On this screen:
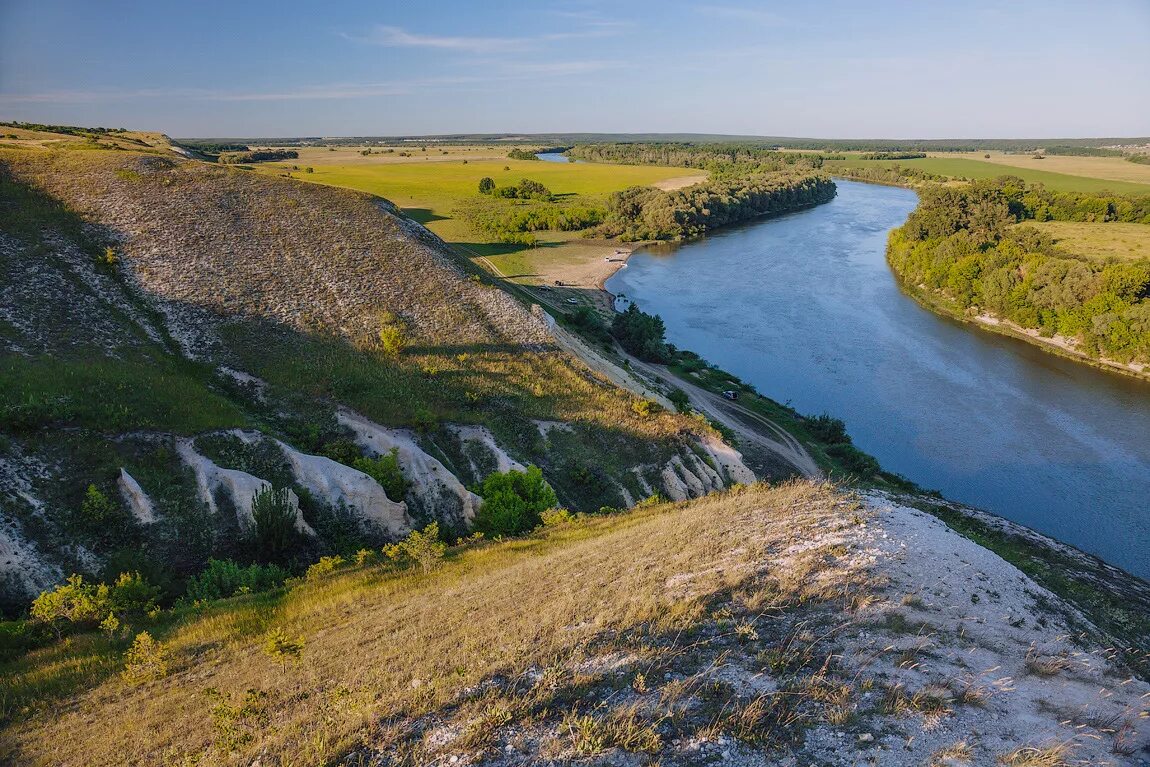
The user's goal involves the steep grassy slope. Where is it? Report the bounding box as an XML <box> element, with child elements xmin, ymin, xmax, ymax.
<box><xmin>3</xmin><ymin>482</ymin><xmax>1145</xmax><ymax>766</ymax></box>
<box><xmin>0</xmin><ymin>141</ymin><xmax>752</xmax><ymax>608</ymax></box>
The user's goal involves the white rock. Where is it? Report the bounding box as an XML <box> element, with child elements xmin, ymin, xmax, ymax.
<box><xmin>176</xmin><ymin>439</ymin><xmax>314</xmax><ymax>536</ymax></box>
<box><xmin>449</xmin><ymin>424</ymin><xmax>526</xmax><ymax>475</ymax></box>
<box><xmin>338</xmin><ymin>409</ymin><xmax>482</xmax><ymax>525</ymax></box>
<box><xmin>271</xmin><ymin>437</ymin><xmax>412</xmax><ymax>537</ymax></box>
<box><xmin>118</xmin><ymin>468</ymin><xmax>156</xmax><ymax>524</ymax></box>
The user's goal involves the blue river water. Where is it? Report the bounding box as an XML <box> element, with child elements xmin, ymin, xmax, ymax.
<box><xmin>607</xmin><ymin>179</ymin><xmax>1150</xmax><ymax>579</ymax></box>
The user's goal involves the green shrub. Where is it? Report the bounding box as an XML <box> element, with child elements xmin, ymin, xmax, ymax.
<box><xmin>30</xmin><ymin>575</ymin><xmax>110</xmax><ymax>632</ymax></box>
<box><xmin>473</xmin><ymin>466</ymin><xmax>559</xmax><ymax>536</ymax></box>
<box><xmin>667</xmin><ymin>388</ymin><xmax>691</xmax><ymax>413</ymax></box>
<box><xmin>827</xmin><ymin>444</ymin><xmax>881</xmax><ymax>476</ymax></box>
<box><xmin>631</xmin><ymin>399</ymin><xmax>661</xmax><ymax>418</ymax></box>
<box><xmin>305</xmin><ymin>555</ymin><xmax>345</xmax><ymax>580</ymax></box>
<box><xmin>378</xmin><ymin>325</ymin><xmax>406</xmax><ymax>357</ymax></box>
<box><xmin>382</xmin><ymin>522</ymin><xmax>447</xmax><ymax>573</ymax></box>
<box><xmin>353</xmin><ymin>448</ymin><xmax>410</xmax><ymax>501</ymax></box>
<box><xmin>807</xmin><ymin>414</ymin><xmax>850</xmax><ymax>444</ymax></box>
<box><xmin>320</xmin><ymin>438</ymin><xmax>363</xmax><ymax>466</ymax></box>
<box><xmin>122</xmin><ymin>631</ymin><xmax>169</xmax><ymax>685</ymax></box>
<box><xmin>184</xmin><ymin>559</ymin><xmax>288</xmax><ymax>602</ymax></box>
<box><xmin>612</xmin><ymin>304</ymin><xmax>670</xmax><ymax>362</ymax></box>
<box><xmin>77</xmin><ymin>484</ymin><xmax>118</xmax><ymax>532</ymax></box>
<box><xmin>107</xmin><ymin>571</ymin><xmax>160</xmax><ymax>617</ymax></box>
<box><xmin>539</xmin><ymin>507</ymin><xmax>577</xmax><ymax>526</ymax></box>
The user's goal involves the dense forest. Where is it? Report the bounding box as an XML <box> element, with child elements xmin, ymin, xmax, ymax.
<box><xmin>887</xmin><ymin>177</ymin><xmax>1150</xmax><ymax>363</ymax></box>
<box><xmin>600</xmin><ymin>172</ymin><xmax>836</xmax><ymax>241</ymax></box>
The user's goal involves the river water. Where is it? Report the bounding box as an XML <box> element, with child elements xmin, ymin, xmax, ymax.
<box><xmin>607</xmin><ymin>179</ymin><xmax>1150</xmax><ymax>580</ymax></box>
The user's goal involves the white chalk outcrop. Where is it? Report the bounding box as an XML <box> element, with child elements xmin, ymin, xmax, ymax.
<box><xmin>698</xmin><ymin>436</ymin><xmax>756</xmax><ymax>486</ymax></box>
<box><xmin>176</xmin><ymin>439</ymin><xmax>314</xmax><ymax>536</ymax></box>
<box><xmin>450</xmin><ymin>425</ymin><xmax>526</xmax><ymax>476</ymax></box>
<box><xmin>117</xmin><ymin>468</ymin><xmax>156</xmax><ymax>524</ymax></box>
<box><xmin>0</xmin><ymin>524</ymin><xmax>62</xmax><ymax>601</ymax></box>
<box><xmin>271</xmin><ymin>437</ymin><xmax>412</xmax><ymax>537</ymax></box>
<box><xmin>338</xmin><ymin>409</ymin><xmax>482</xmax><ymax>525</ymax></box>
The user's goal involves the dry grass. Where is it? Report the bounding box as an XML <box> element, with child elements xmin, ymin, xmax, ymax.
<box><xmin>1023</xmin><ymin>220</ymin><xmax>1150</xmax><ymax>262</ymax></box>
<box><xmin>931</xmin><ymin>739</ymin><xmax>974</xmax><ymax>765</ymax></box>
<box><xmin>997</xmin><ymin>741</ymin><xmax>1076</xmax><ymax>767</ymax></box>
<box><xmin>1</xmin><ymin>481</ymin><xmax>858</xmax><ymax>766</ymax></box>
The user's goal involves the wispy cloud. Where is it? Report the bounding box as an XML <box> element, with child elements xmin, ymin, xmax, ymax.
<box><xmin>353</xmin><ymin>25</ymin><xmax>532</xmax><ymax>53</ymax></box>
<box><xmin>0</xmin><ymin>63</ymin><xmax>617</xmax><ymax>106</ymax></box>
<box><xmin>697</xmin><ymin>4</ymin><xmax>793</xmax><ymax>26</ymax></box>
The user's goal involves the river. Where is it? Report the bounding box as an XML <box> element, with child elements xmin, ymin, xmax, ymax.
<box><xmin>607</xmin><ymin>179</ymin><xmax>1150</xmax><ymax>580</ymax></box>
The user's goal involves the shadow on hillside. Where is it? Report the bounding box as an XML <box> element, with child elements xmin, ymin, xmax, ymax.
<box><xmin>402</xmin><ymin>207</ymin><xmax>449</xmax><ymax>224</ymax></box>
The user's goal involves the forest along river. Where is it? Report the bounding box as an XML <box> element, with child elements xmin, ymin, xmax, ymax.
<box><xmin>607</xmin><ymin>179</ymin><xmax>1150</xmax><ymax>580</ymax></box>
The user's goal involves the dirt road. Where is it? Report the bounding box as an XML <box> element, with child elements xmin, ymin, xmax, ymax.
<box><xmin>625</xmin><ymin>357</ymin><xmax>822</xmax><ymax>479</ymax></box>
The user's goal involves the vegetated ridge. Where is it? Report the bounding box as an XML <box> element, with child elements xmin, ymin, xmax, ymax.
<box><xmin>0</xmin><ymin>132</ymin><xmax>758</xmax><ymax>610</ymax></box>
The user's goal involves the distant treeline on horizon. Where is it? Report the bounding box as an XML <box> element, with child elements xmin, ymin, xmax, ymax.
<box><xmin>172</xmin><ymin>133</ymin><xmax>1150</xmax><ymax>153</ymax></box>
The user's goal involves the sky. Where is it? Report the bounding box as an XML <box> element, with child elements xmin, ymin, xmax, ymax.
<box><xmin>1</xmin><ymin>0</ymin><xmax>1148</xmax><ymax>139</ymax></box>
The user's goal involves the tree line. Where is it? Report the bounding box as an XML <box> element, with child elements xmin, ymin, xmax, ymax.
<box><xmin>858</xmin><ymin>152</ymin><xmax>926</xmax><ymax>160</ymax></box>
<box><xmin>565</xmin><ymin>143</ymin><xmax>826</xmax><ymax>173</ymax></box>
<box><xmin>600</xmin><ymin>172</ymin><xmax>837</xmax><ymax>241</ymax></box>
<box><xmin>887</xmin><ymin>176</ymin><xmax>1150</xmax><ymax>364</ymax></box>
<box><xmin>218</xmin><ymin>149</ymin><xmax>299</xmax><ymax>164</ymax></box>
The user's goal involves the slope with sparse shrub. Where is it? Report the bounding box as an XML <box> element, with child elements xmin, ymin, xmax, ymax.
<box><xmin>0</xmin><ymin>132</ymin><xmax>758</xmax><ymax>609</ymax></box>
<box><xmin>1</xmin><ymin>482</ymin><xmax>1146</xmax><ymax>766</ymax></box>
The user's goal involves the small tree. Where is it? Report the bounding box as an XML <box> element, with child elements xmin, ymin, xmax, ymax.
<box><xmin>251</xmin><ymin>486</ymin><xmax>298</xmax><ymax>561</ymax></box>
<box><xmin>122</xmin><ymin>631</ymin><xmax>169</xmax><ymax>684</ymax></box>
<box><xmin>478</xmin><ymin>177</ymin><xmax>496</xmax><ymax>194</ymax></box>
<box><xmin>262</xmin><ymin>628</ymin><xmax>305</xmax><ymax>673</ymax></box>
<box><xmin>305</xmin><ymin>555</ymin><xmax>345</xmax><ymax>580</ymax></box>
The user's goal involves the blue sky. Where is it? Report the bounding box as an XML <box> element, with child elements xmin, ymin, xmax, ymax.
<box><xmin>2</xmin><ymin>0</ymin><xmax>1148</xmax><ymax>138</ymax></box>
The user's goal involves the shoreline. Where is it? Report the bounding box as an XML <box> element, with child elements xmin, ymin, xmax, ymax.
<box><xmin>893</xmin><ymin>276</ymin><xmax>1150</xmax><ymax>383</ymax></box>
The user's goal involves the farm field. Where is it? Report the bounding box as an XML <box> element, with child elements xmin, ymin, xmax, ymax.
<box><xmin>942</xmin><ymin>150</ymin><xmax>1150</xmax><ymax>186</ymax></box>
<box><xmin>1025</xmin><ymin>220</ymin><xmax>1150</xmax><ymax>261</ymax></box>
<box><xmin>826</xmin><ymin>155</ymin><xmax>1150</xmax><ymax>194</ymax></box>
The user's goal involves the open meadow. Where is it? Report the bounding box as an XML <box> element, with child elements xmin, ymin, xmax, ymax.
<box><xmin>1024</xmin><ymin>219</ymin><xmax>1150</xmax><ymax>261</ymax></box>
<box><xmin>826</xmin><ymin>154</ymin><xmax>1150</xmax><ymax>194</ymax></box>
<box><xmin>942</xmin><ymin>150</ymin><xmax>1150</xmax><ymax>186</ymax></box>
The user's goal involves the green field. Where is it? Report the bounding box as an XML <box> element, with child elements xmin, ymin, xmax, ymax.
<box><xmin>827</xmin><ymin>156</ymin><xmax>1150</xmax><ymax>194</ymax></box>
<box><xmin>1025</xmin><ymin>220</ymin><xmax>1150</xmax><ymax>261</ymax></box>
<box><xmin>256</xmin><ymin>152</ymin><xmax>695</xmax><ymax>244</ymax></box>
